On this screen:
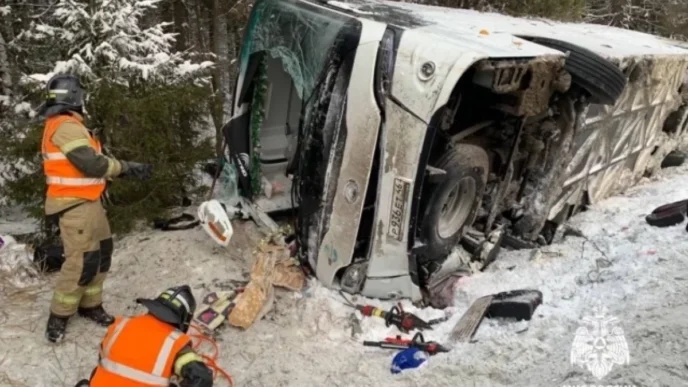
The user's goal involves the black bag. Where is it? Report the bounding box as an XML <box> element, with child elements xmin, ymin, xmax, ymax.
<box><xmin>33</xmin><ymin>203</ymin><xmax>88</xmax><ymax>273</ymax></box>
<box><xmin>33</xmin><ymin>243</ymin><xmax>65</xmax><ymax>273</ymax></box>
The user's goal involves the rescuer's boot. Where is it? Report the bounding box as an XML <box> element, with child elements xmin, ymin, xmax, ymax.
<box><xmin>78</xmin><ymin>304</ymin><xmax>114</xmax><ymax>327</ymax></box>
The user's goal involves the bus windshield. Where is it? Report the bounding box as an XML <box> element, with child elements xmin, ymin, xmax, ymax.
<box><xmin>239</xmin><ymin>0</ymin><xmax>352</xmax><ymax>101</ymax></box>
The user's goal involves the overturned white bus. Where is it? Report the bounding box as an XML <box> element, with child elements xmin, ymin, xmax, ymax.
<box><xmin>222</xmin><ymin>0</ymin><xmax>688</xmax><ymax>304</ymax></box>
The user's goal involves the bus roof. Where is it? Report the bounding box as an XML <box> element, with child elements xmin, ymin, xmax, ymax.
<box><xmin>324</xmin><ymin>0</ymin><xmax>688</xmax><ymax>59</ymax></box>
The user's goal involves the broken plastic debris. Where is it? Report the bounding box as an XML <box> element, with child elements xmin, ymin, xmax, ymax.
<box><xmin>451</xmin><ymin>289</ymin><xmax>542</xmax><ymax>343</ymax></box>
<box><xmin>486</xmin><ymin>289</ymin><xmax>543</xmax><ymax>321</ymax></box>
<box><xmin>198</xmin><ymin>199</ymin><xmax>234</xmax><ymax>247</ymax></box>
<box><xmin>215</xmin><ymin>161</ymin><xmax>239</xmax><ymax>206</ymax></box>
<box><xmin>239</xmin><ymin>197</ymin><xmax>280</xmax><ymax>234</ymax></box>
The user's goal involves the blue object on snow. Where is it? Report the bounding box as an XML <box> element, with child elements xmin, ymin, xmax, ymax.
<box><xmin>391</xmin><ymin>347</ymin><xmax>429</xmax><ymax>374</ymax></box>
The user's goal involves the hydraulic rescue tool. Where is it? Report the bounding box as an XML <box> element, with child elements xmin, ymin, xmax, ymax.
<box><xmin>339</xmin><ymin>291</ymin><xmax>434</xmax><ymax>333</ymax></box>
<box><xmin>363</xmin><ymin>332</ymin><xmax>450</xmax><ymax>356</ymax></box>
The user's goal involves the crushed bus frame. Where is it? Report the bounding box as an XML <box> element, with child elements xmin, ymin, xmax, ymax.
<box><xmin>223</xmin><ymin>0</ymin><xmax>688</xmax><ymax>304</ymax></box>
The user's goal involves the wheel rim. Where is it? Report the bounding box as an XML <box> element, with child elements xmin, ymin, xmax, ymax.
<box><xmin>437</xmin><ymin>176</ymin><xmax>477</xmax><ymax>239</ymax></box>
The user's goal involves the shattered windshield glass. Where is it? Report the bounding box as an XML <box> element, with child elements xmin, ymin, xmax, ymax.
<box><xmin>240</xmin><ymin>0</ymin><xmax>350</xmax><ymax>101</ymax></box>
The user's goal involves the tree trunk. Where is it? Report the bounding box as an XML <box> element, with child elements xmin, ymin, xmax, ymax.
<box><xmin>0</xmin><ymin>30</ymin><xmax>12</xmax><ymax>98</ymax></box>
<box><xmin>210</xmin><ymin>0</ymin><xmax>231</xmax><ymax>156</ymax></box>
<box><xmin>173</xmin><ymin>0</ymin><xmax>189</xmax><ymax>52</ymax></box>
<box><xmin>192</xmin><ymin>0</ymin><xmax>208</xmax><ymax>52</ymax></box>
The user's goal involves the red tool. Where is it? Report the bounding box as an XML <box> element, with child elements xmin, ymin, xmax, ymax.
<box><xmin>363</xmin><ymin>332</ymin><xmax>450</xmax><ymax>355</ymax></box>
<box><xmin>342</xmin><ymin>293</ymin><xmax>432</xmax><ymax>333</ymax></box>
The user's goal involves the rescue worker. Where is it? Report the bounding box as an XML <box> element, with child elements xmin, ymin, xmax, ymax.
<box><xmin>75</xmin><ymin>285</ymin><xmax>214</xmax><ymax>387</ymax></box>
<box><xmin>41</xmin><ymin>73</ymin><xmax>153</xmax><ymax>342</ymax></box>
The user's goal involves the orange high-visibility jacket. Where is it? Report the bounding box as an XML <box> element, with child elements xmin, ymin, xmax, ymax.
<box><xmin>41</xmin><ymin>114</ymin><xmax>106</xmax><ymax>200</ymax></box>
<box><xmin>90</xmin><ymin>314</ymin><xmax>192</xmax><ymax>387</ymax></box>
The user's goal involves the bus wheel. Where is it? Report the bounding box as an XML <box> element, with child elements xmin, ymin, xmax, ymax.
<box><xmin>420</xmin><ymin>143</ymin><xmax>489</xmax><ymax>263</ymax></box>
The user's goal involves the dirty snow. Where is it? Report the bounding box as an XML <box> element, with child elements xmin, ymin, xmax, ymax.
<box><xmin>0</xmin><ymin>206</ymin><xmax>38</xmax><ymax>236</ymax></box>
<box><xmin>0</xmin><ymin>235</ymin><xmax>43</xmax><ymax>291</ymax></box>
<box><xmin>3</xmin><ymin>162</ymin><xmax>688</xmax><ymax>386</ymax></box>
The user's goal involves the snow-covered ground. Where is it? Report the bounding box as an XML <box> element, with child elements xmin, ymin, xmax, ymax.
<box><xmin>0</xmin><ymin>206</ymin><xmax>38</xmax><ymax>236</ymax></box>
<box><xmin>3</xmin><ymin>161</ymin><xmax>688</xmax><ymax>387</ymax></box>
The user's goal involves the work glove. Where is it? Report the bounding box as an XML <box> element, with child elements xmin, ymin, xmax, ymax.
<box><xmin>120</xmin><ymin>161</ymin><xmax>153</xmax><ymax>181</ymax></box>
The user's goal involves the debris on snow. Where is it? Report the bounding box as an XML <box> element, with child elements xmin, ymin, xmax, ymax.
<box><xmin>450</xmin><ymin>289</ymin><xmax>542</xmax><ymax>344</ymax></box>
<box><xmin>450</xmin><ymin>293</ymin><xmax>493</xmax><ymax>343</ymax></box>
<box><xmin>197</xmin><ymin>199</ymin><xmax>234</xmax><ymax>247</ymax></box>
<box><xmin>485</xmin><ymin>288</ymin><xmax>543</xmax><ymax>321</ymax></box>
<box><xmin>0</xmin><ymin>235</ymin><xmax>42</xmax><ymax>291</ymax></box>
<box><xmin>5</xmin><ymin>155</ymin><xmax>688</xmax><ymax>386</ymax></box>
<box><xmin>228</xmin><ymin>245</ymin><xmax>277</xmax><ymax>330</ymax></box>
<box><xmin>193</xmin><ymin>289</ymin><xmax>244</xmax><ymax>335</ymax></box>
<box><xmin>390</xmin><ymin>347</ymin><xmax>431</xmax><ymax>373</ymax></box>
<box><xmin>228</xmin><ymin>241</ymin><xmax>306</xmax><ymax>330</ymax></box>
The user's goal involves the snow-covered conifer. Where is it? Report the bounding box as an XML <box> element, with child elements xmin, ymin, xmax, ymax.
<box><xmin>16</xmin><ymin>0</ymin><xmax>213</xmax><ymax>87</ymax></box>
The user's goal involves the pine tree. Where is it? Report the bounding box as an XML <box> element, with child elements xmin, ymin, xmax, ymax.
<box><xmin>1</xmin><ymin>0</ymin><xmax>215</xmax><ymax>233</ymax></box>
<box><xmin>15</xmin><ymin>0</ymin><xmax>213</xmax><ymax>87</ymax></box>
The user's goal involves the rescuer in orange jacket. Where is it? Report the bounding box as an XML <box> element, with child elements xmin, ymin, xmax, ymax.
<box><xmin>40</xmin><ymin>74</ymin><xmax>153</xmax><ymax>343</ymax></box>
<box><xmin>75</xmin><ymin>285</ymin><xmax>213</xmax><ymax>387</ymax></box>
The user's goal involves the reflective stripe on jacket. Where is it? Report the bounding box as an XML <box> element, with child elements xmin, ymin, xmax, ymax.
<box><xmin>89</xmin><ymin>314</ymin><xmax>192</xmax><ymax>387</ymax></box>
<box><xmin>41</xmin><ymin>114</ymin><xmax>106</xmax><ymax>200</ymax></box>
